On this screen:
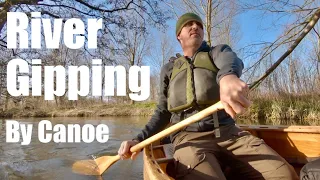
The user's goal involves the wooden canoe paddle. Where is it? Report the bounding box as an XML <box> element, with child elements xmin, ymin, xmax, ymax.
<box><xmin>72</xmin><ymin>101</ymin><xmax>224</xmax><ymax>176</ymax></box>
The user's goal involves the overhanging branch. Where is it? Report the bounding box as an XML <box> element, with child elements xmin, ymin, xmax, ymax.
<box><xmin>249</xmin><ymin>8</ymin><xmax>320</xmax><ymax>90</ymax></box>
<box><xmin>74</xmin><ymin>0</ymin><xmax>134</xmax><ymax>13</ymax></box>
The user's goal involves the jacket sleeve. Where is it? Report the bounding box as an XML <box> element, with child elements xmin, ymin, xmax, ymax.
<box><xmin>209</xmin><ymin>44</ymin><xmax>244</xmax><ymax>84</ymax></box>
<box><xmin>133</xmin><ymin>63</ymin><xmax>172</xmax><ymax>142</ymax></box>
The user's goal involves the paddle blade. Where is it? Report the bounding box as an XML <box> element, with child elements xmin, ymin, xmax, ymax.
<box><xmin>72</xmin><ymin>159</ymin><xmax>101</xmax><ymax>175</ymax></box>
<box><xmin>72</xmin><ymin>155</ymin><xmax>121</xmax><ymax>176</ymax></box>
<box><xmin>94</xmin><ymin>155</ymin><xmax>121</xmax><ymax>174</ymax></box>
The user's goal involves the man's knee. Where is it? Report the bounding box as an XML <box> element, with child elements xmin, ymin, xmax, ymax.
<box><xmin>174</xmin><ymin>152</ymin><xmax>226</xmax><ymax>180</ymax></box>
<box><xmin>265</xmin><ymin>163</ymin><xmax>299</xmax><ymax>180</ymax></box>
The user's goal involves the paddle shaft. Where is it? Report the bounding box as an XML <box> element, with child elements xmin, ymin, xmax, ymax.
<box><xmin>95</xmin><ymin>101</ymin><xmax>224</xmax><ymax>175</ymax></box>
<box><xmin>130</xmin><ymin>101</ymin><xmax>224</xmax><ymax>153</ymax></box>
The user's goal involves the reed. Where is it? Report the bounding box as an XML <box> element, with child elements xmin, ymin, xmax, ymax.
<box><xmin>1</xmin><ymin>94</ymin><xmax>319</xmax><ymax>126</ymax></box>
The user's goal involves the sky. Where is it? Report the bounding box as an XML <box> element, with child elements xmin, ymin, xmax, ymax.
<box><xmin>237</xmin><ymin>10</ymin><xmax>280</xmax><ymax>48</ymax></box>
<box><xmin>150</xmin><ymin>8</ymin><xmax>292</xmax><ymax>67</ymax></box>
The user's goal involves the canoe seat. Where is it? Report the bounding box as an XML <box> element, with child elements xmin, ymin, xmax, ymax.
<box><xmin>153</xmin><ymin>144</ymin><xmax>174</xmax><ymax>164</ymax></box>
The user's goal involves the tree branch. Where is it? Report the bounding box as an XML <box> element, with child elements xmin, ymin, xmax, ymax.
<box><xmin>38</xmin><ymin>3</ymin><xmax>97</xmax><ymax>17</ymax></box>
<box><xmin>249</xmin><ymin>8</ymin><xmax>320</xmax><ymax>90</ymax></box>
<box><xmin>244</xmin><ymin>19</ymin><xmax>308</xmax><ymax>74</ymax></box>
<box><xmin>313</xmin><ymin>28</ymin><xmax>320</xmax><ymax>39</ymax></box>
<box><xmin>74</xmin><ymin>0</ymin><xmax>134</xmax><ymax>13</ymax></box>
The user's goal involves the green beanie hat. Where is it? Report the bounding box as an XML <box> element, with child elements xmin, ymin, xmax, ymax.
<box><xmin>176</xmin><ymin>13</ymin><xmax>203</xmax><ymax>36</ymax></box>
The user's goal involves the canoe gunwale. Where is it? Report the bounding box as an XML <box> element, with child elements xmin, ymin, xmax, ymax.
<box><xmin>143</xmin><ymin>144</ymin><xmax>172</xmax><ymax>180</ymax></box>
<box><xmin>239</xmin><ymin>125</ymin><xmax>320</xmax><ymax>133</ymax></box>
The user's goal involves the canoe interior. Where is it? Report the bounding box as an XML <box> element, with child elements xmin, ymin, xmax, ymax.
<box><xmin>240</xmin><ymin>125</ymin><xmax>320</xmax><ymax>164</ymax></box>
<box><xmin>144</xmin><ymin>142</ymin><xmax>174</xmax><ymax>180</ymax></box>
<box><xmin>143</xmin><ymin>125</ymin><xmax>320</xmax><ymax>180</ymax></box>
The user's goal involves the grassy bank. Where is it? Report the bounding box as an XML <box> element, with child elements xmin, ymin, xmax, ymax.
<box><xmin>0</xmin><ymin>102</ymin><xmax>157</xmax><ymax>118</ymax></box>
<box><xmin>238</xmin><ymin>94</ymin><xmax>320</xmax><ymax>126</ymax></box>
<box><xmin>1</xmin><ymin>95</ymin><xmax>319</xmax><ymax>125</ymax></box>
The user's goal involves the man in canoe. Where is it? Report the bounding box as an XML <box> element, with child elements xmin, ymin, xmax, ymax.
<box><xmin>118</xmin><ymin>12</ymin><xmax>298</xmax><ymax>180</ymax></box>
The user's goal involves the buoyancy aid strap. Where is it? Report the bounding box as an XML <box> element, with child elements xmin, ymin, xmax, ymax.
<box><xmin>213</xmin><ymin>113</ymin><xmax>220</xmax><ymax>138</ymax></box>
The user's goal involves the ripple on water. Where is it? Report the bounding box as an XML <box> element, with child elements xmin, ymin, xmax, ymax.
<box><xmin>0</xmin><ymin>117</ymin><xmax>148</xmax><ymax>179</ymax></box>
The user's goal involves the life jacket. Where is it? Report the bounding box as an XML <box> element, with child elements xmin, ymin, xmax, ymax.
<box><xmin>167</xmin><ymin>51</ymin><xmax>220</xmax><ymax>113</ymax></box>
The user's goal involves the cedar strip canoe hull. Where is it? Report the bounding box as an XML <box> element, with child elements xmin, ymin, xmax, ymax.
<box><xmin>143</xmin><ymin>125</ymin><xmax>320</xmax><ymax>180</ymax></box>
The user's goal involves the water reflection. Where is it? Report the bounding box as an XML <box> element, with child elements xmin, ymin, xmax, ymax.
<box><xmin>0</xmin><ymin>116</ymin><xmax>149</xmax><ymax>180</ymax></box>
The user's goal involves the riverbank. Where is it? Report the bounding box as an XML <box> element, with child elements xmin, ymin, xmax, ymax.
<box><xmin>1</xmin><ymin>95</ymin><xmax>319</xmax><ymax>125</ymax></box>
<box><xmin>0</xmin><ymin>102</ymin><xmax>157</xmax><ymax>118</ymax></box>
<box><xmin>238</xmin><ymin>95</ymin><xmax>320</xmax><ymax>126</ymax></box>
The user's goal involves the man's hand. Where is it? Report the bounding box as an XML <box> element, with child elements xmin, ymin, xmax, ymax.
<box><xmin>118</xmin><ymin>140</ymin><xmax>140</xmax><ymax>160</ymax></box>
<box><xmin>219</xmin><ymin>74</ymin><xmax>251</xmax><ymax>118</ymax></box>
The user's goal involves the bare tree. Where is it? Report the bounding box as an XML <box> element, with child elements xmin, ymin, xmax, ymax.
<box><xmin>112</xmin><ymin>16</ymin><xmax>151</xmax><ymax>104</ymax></box>
<box><xmin>147</xmin><ymin>32</ymin><xmax>175</xmax><ymax>101</ymax></box>
<box><xmin>0</xmin><ymin>0</ymin><xmax>171</xmax><ymax>57</ymax></box>
<box><xmin>167</xmin><ymin>0</ymin><xmax>241</xmax><ymax>47</ymax></box>
<box><xmin>0</xmin><ymin>0</ymin><xmax>172</xmax><ymax>107</ymax></box>
<box><xmin>240</xmin><ymin>1</ymin><xmax>320</xmax><ymax>94</ymax></box>
<box><xmin>308</xmin><ymin>22</ymin><xmax>320</xmax><ymax>92</ymax></box>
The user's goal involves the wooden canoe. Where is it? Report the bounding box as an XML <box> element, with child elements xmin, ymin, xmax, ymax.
<box><xmin>143</xmin><ymin>125</ymin><xmax>320</xmax><ymax>180</ymax></box>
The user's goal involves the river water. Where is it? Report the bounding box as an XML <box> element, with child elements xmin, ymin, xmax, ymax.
<box><xmin>0</xmin><ymin>116</ymin><xmax>149</xmax><ymax>180</ymax></box>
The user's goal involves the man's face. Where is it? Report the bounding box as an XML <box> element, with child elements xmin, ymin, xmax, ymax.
<box><xmin>177</xmin><ymin>21</ymin><xmax>204</xmax><ymax>48</ymax></box>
